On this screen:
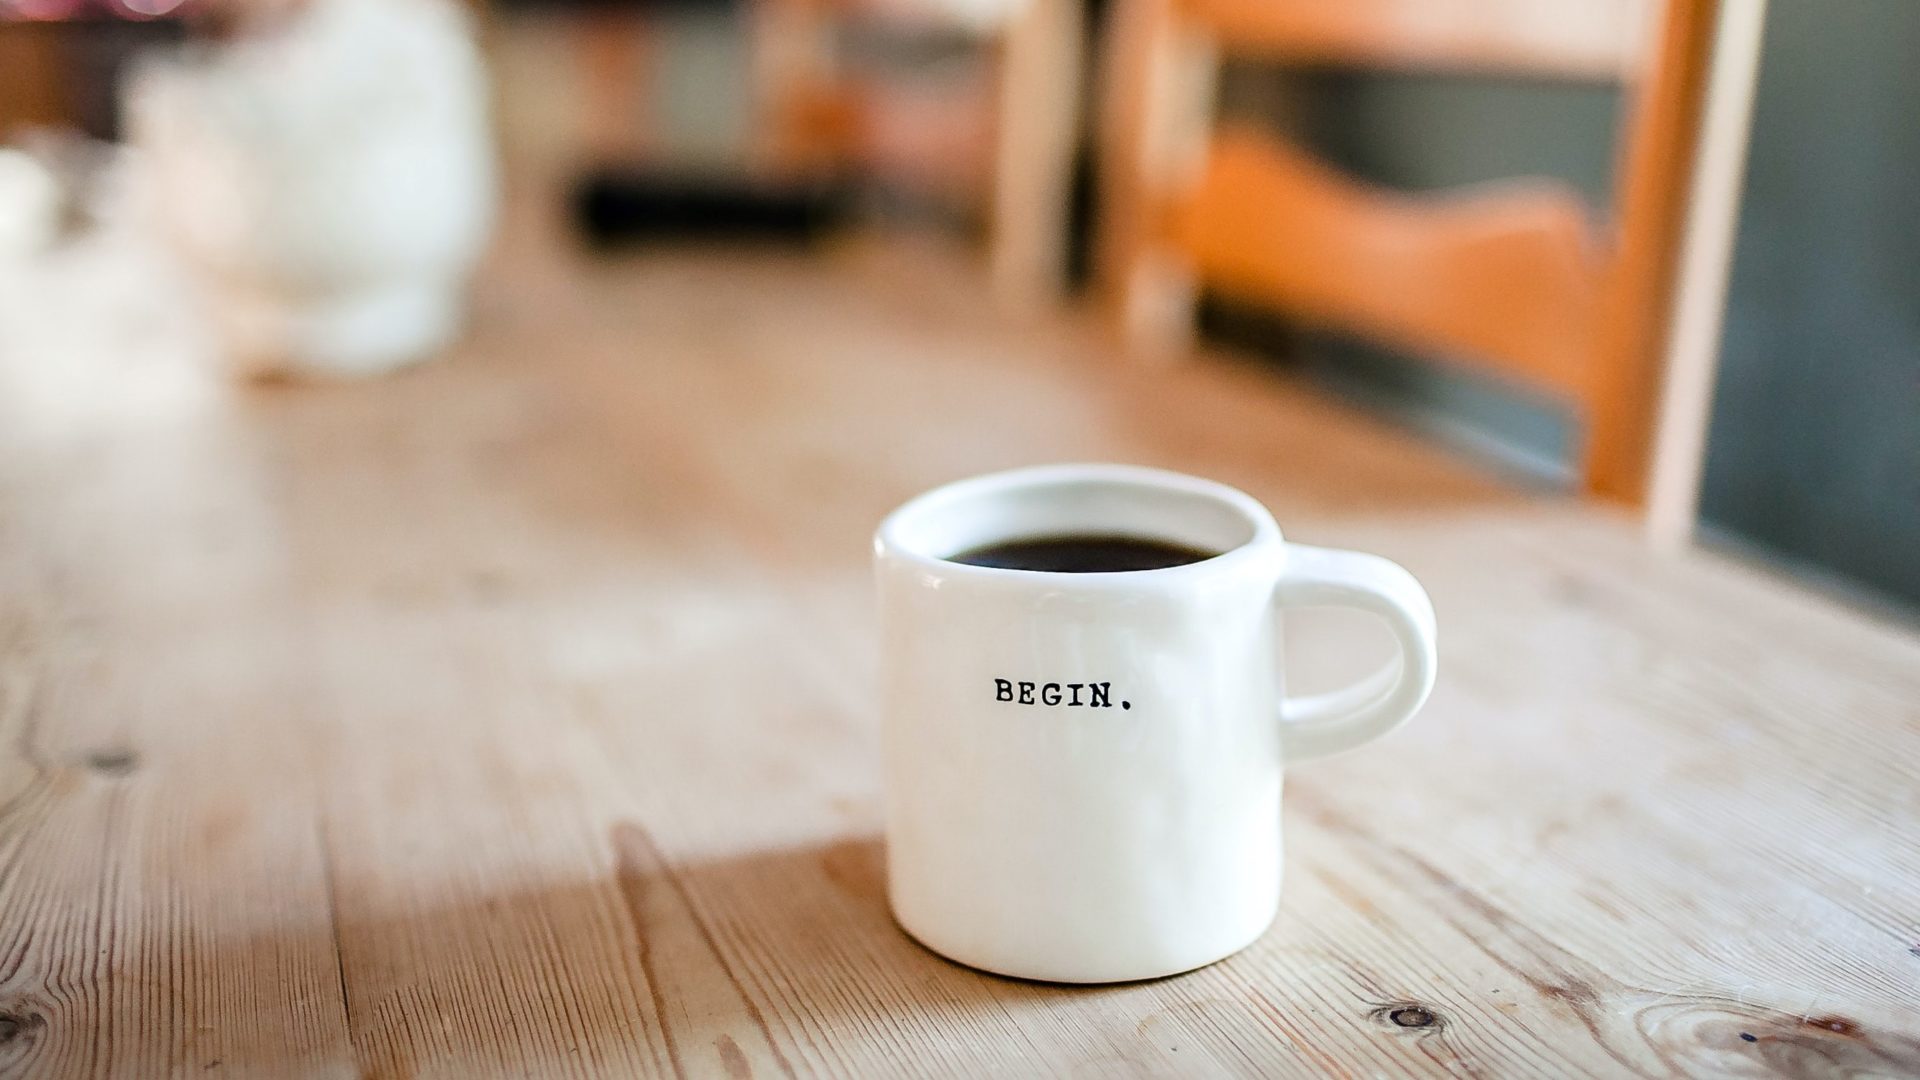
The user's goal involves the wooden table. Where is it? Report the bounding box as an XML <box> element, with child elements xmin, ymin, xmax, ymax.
<box><xmin>2</xmin><ymin>194</ymin><xmax>1918</xmax><ymax>1078</ymax></box>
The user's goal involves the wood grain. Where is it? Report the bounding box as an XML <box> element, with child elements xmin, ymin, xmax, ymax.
<box><xmin>1</xmin><ymin>166</ymin><xmax>1917</xmax><ymax>1077</ymax></box>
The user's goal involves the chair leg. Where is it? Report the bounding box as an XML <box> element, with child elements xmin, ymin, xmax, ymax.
<box><xmin>1583</xmin><ymin>0</ymin><xmax>1720</xmax><ymax>504</ymax></box>
<box><xmin>1119</xmin><ymin>253</ymin><xmax>1201</xmax><ymax>358</ymax></box>
<box><xmin>749</xmin><ymin>0</ymin><xmax>842</xmax><ymax>177</ymax></box>
<box><xmin>1645</xmin><ymin>0</ymin><xmax>1768</xmax><ymax>548</ymax></box>
<box><xmin>988</xmin><ymin>0</ymin><xmax>1086</xmax><ymax>310</ymax></box>
<box><xmin>577</xmin><ymin>10</ymin><xmax>654</xmax><ymax>165</ymax></box>
<box><xmin>1095</xmin><ymin>0</ymin><xmax>1215</xmax><ymax>359</ymax></box>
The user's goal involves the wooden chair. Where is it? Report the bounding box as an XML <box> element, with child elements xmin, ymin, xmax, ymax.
<box><xmin>566</xmin><ymin>0</ymin><xmax>1083</xmax><ymax>305</ymax></box>
<box><xmin>755</xmin><ymin>0</ymin><xmax>1085</xmax><ymax>307</ymax></box>
<box><xmin>1096</xmin><ymin>0</ymin><xmax>1763</xmax><ymax>510</ymax></box>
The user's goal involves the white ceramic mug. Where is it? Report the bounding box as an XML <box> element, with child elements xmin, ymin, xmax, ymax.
<box><xmin>874</xmin><ymin>464</ymin><xmax>1437</xmax><ymax>983</ymax></box>
<box><xmin>125</xmin><ymin>0</ymin><xmax>496</xmax><ymax>378</ymax></box>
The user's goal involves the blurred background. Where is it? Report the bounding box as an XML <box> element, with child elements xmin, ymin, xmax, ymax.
<box><xmin>1</xmin><ymin>0</ymin><xmax>1915</xmax><ymax>616</ymax></box>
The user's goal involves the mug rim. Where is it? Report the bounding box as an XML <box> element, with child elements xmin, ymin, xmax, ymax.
<box><xmin>874</xmin><ymin>463</ymin><xmax>1283</xmax><ymax>584</ymax></box>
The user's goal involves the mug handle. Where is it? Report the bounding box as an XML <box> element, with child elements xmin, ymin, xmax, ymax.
<box><xmin>1273</xmin><ymin>544</ymin><xmax>1438</xmax><ymax>761</ymax></box>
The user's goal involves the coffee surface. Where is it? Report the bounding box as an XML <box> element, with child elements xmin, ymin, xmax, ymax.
<box><xmin>949</xmin><ymin>533</ymin><xmax>1218</xmax><ymax>573</ymax></box>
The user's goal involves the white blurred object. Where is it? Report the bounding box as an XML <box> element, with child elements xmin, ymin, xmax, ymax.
<box><xmin>927</xmin><ymin>0</ymin><xmax>1028</xmax><ymax>33</ymax></box>
<box><xmin>0</xmin><ymin>148</ymin><xmax>64</xmax><ymax>257</ymax></box>
<box><xmin>870</xmin><ymin>0</ymin><xmax>1030</xmax><ymax>33</ymax></box>
<box><xmin>125</xmin><ymin>0</ymin><xmax>497</xmax><ymax>378</ymax></box>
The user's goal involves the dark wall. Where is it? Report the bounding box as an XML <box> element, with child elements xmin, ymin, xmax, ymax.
<box><xmin>1696</xmin><ymin>1</ymin><xmax>1920</xmax><ymax>611</ymax></box>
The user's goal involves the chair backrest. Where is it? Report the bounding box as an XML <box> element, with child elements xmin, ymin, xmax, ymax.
<box><xmin>1097</xmin><ymin>0</ymin><xmax>1723</xmax><ymax>503</ymax></box>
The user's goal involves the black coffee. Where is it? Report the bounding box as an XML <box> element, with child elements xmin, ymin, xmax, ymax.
<box><xmin>949</xmin><ymin>533</ymin><xmax>1219</xmax><ymax>573</ymax></box>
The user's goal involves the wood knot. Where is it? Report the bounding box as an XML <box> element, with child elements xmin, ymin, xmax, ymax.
<box><xmin>1373</xmin><ymin>1003</ymin><xmax>1442</xmax><ymax>1031</ymax></box>
<box><xmin>0</xmin><ymin>1011</ymin><xmax>45</xmax><ymax>1045</ymax></box>
<box><xmin>1805</xmin><ymin>1016</ymin><xmax>1860</xmax><ymax>1037</ymax></box>
<box><xmin>1535</xmin><ymin>978</ymin><xmax>1601</xmax><ymax>1008</ymax></box>
<box><xmin>83</xmin><ymin>748</ymin><xmax>138</xmax><ymax>777</ymax></box>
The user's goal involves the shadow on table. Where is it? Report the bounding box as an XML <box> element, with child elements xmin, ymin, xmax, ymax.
<box><xmin>121</xmin><ymin>830</ymin><xmax>1183</xmax><ymax>1077</ymax></box>
<box><xmin>270</xmin><ymin>835</ymin><xmax>1920</xmax><ymax>1076</ymax></box>
<box><xmin>11</xmin><ymin>821</ymin><xmax>1919</xmax><ymax>1077</ymax></box>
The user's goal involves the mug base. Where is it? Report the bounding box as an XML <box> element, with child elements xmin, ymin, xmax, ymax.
<box><xmin>890</xmin><ymin>908</ymin><xmax>1274</xmax><ymax>985</ymax></box>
